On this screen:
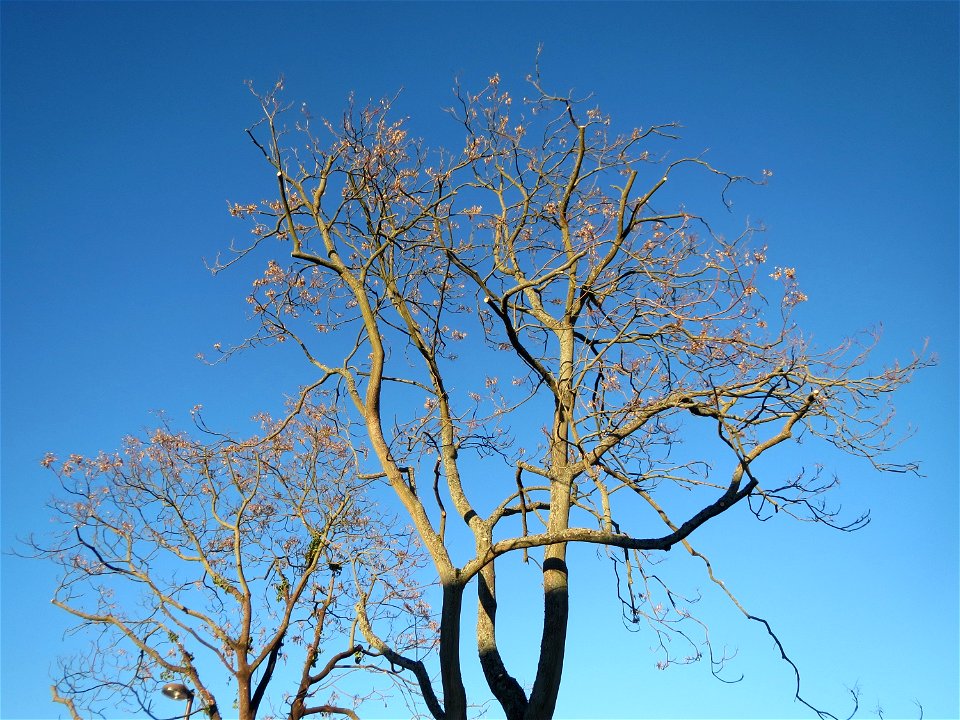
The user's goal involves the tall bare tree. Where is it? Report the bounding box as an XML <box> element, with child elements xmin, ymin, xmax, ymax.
<box><xmin>32</xmin><ymin>399</ymin><xmax>436</xmax><ymax>720</ymax></box>
<box><xmin>220</xmin><ymin>70</ymin><xmax>926</xmax><ymax>719</ymax></box>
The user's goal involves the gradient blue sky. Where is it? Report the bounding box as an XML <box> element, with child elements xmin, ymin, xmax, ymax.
<box><xmin>2</xmin><ymin>2</ymin><xmax>957</xmax><ymax>719</ymax></box>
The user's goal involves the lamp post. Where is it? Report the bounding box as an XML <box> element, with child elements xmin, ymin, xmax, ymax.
<box><xmin>161</xmin><ymin>683</ymin><xmax>194</xmax><ymax>720</ymax></box>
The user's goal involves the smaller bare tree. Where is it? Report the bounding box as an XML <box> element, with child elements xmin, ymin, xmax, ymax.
<box><xmin>29</xmin><ymin>398</ymin><xmax>437</xmax><ymax>720</ymax></box>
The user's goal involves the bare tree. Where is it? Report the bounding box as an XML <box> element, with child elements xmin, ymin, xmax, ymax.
<box><xmin>218</xmin><ymin>69</ymin><xmax>927</xmax><ymax>720</ymax></box>
<box><xmin>31</xmin><ymin>399</ymin><xmax>436</xmax><ymax>720</ymax></box>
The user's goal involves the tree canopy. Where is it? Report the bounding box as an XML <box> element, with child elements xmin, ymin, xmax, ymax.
<box><xmin>204</xmin><ymin>71</ymin><xmax>927</xmax><ymax>720</ymax></box>
<box><xmin>35</xmin><ymin>400</ymin><xmax>435</xmax><ymax>720</ymax></box>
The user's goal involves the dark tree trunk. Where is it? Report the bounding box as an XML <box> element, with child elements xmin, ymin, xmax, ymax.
<box><xmin>440</xmin><ymin>581</ymin><xmax>468</xmax><ymax>719</ymax></box>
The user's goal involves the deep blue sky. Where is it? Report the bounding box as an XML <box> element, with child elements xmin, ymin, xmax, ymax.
<box><xmin>2</xmin><ymin>2</ymin><xmax>957</xmax><ymax>719</ymax></box>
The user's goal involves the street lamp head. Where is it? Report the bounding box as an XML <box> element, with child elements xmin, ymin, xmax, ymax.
<box><xmin>161</xmin><ymin>683</ymin><xmax>194</xmax><ymax>701</ymax></box>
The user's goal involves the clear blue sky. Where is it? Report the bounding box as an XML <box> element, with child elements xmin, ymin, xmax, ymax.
<box><xmin>2</xmin><ymin>2</ymin><xmax>957</xmax><ymax>719</ymax></box>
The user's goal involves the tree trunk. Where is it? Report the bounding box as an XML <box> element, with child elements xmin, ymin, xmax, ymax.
<box><xmin>523</xmin><ymin>484</ymin><xmax>570</xmax><ymax>720</ymax></box>
<box><xmin>526</xmin><ymin>356</ymin><xmax>575</xmax><ymax>720</ymax></box>
<box><xmin>477</xmin><ymin>530</ymin><xmax>528</xmax><ymax>720</ymax></box>
<box><xmin>439</xmin><ymin>581</ymin><xmax>468</xmax><ymax>719</ymax></box>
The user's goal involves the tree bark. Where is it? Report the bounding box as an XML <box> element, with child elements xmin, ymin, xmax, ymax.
<box><xmin>477</xmin><ymin>527</ymin><xmax>528</xmax><ymax>720</ymax></box>
<box><xmin>524</xmin><ymin>478</ymin><xmax>571</xmax><ymax>720</ymax></box>
<box><xmin>439</xmin><ymin>581</ymin><xmax>467</xmax><ymax>720</ymax></box>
